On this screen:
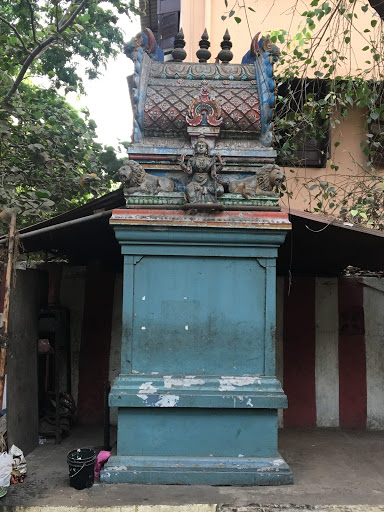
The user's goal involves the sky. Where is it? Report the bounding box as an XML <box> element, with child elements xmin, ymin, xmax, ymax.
<box><xmin>67</xmin><ymin>12</ymin><xmax>141</xmax><ymax>155</ymax></box>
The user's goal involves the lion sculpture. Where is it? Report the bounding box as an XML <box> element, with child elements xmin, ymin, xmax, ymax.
<box><xmin>228</xmin><ymin>164</ymin><xmax>285</xmax><ymax>199</ymax></box>
<box><xmin>118</xmin><ymin>160</ymin><xmax>175</xmax><ymax>195</ymax></box>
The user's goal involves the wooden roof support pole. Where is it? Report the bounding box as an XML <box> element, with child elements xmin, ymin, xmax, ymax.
<box><xmin>0</xmin><ymin>211</ymin><xmax>17</xmax><ymax>402</ymax></box>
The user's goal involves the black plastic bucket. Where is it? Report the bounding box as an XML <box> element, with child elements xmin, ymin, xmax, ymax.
<box><xmin>67</xmin><ymin>448</ymin><xmax>96</xmax><ymax>490</ymax></box>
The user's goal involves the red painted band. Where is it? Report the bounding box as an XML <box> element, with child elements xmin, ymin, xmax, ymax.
<box><xmin>338</xmin><ymin>277</ymin><xmax>367</xmax><ymax>429</ymax></box>
<box><xmin>77</xmin><ymin>266</ymin><xmax>115</xmax><ymax>424</ymax></box>
<box><xmin>283</xmin><ymin>277</ymin><xmax>317</xmax><ymax>427</ymax></box>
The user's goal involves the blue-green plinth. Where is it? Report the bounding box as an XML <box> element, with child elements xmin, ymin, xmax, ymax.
<box><xmin>101</xmin><ymin>209</ymin><xmax>293</xmax><ymax>485</ymax></box>
<box><xmin>102</xmin><ymin>455</ymin><xmax>292</xmax><ymax>485</ymax></box>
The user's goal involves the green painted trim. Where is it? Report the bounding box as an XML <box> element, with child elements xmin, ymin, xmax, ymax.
<box><xmin>124</xmin><ymin>193</ymin><xmax>279</xmax><ymax>207</ymax></box>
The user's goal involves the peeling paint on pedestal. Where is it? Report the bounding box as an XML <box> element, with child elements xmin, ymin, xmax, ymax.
<box><xmin>219</xmin><ymin>376</ymin><xmax>258</xmax><ymax>391</ymax></box>
<box><xmin>163</xmin><ymin>376</ymin><xmax>206</xmax><ymax>389</ymax></box>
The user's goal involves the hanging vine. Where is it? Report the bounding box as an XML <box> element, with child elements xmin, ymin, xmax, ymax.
<box><xmin>223</xmin><ymin>0</ymin><xmax>384</xmax><ymax>229</ymax></box>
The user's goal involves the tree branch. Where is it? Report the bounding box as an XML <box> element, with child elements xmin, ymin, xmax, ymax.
<box><xmin>58</xmin><ymin>0</ymin><xmax>87</xmax><ymax>32</ymax></box>
<box><xmin>58</xmin><ymin>0</ymin><xmax>77</xmax><ymax>27</ymax></box>
<box><xmin>1</xmin><ymin>34</ymin><xmax>57</xmax><ymax>104</ymax></box>
<box><xmin>24</xmin><ymin>0</ymin><xmax>40</xmax><ymax>45</ymax></box>
<box><xmin>1</xmin><ymin>0</ymin><xmax>87</xmax><ymax>105</ymax></box>
<box><xmin>0</xmin><ymin>15</ymin><xmax>30</xmax><ymax>54</ymax></box>
<box><xmin>0</xmin><ymin>70</ymin><xmax>14</xmax><ymax>85</ymax></box>
<box><xmin>55</xmin><ymin>3</ymin><xmax>59</xmax><ymax>32</ymax></box>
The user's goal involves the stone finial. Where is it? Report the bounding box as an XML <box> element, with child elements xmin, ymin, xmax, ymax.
<box><xmin>196</xmin><ymin>28</ymin><xmax>211</xmax><ymax>63</ymax></box>
<box><xmin>172</xmin><ymin>28</ymin><xmax>187</xmax><ymax>62</ymax></box>
<box><xmin>218</xmin><ymin>29</ymin><xmax>233</xmax><ymax>64</ymax></box>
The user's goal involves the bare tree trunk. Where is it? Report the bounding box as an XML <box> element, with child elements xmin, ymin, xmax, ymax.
<box><xmin>0</xmin><ymin>211</ymin><xmax>17</xmax><ymax>403</ymax></box>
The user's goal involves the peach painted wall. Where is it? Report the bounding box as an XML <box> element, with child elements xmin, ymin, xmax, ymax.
<box><xmin>181</xmin><ymin>0</ymin><xmax>380</xmax><ymax>75</ymax></box>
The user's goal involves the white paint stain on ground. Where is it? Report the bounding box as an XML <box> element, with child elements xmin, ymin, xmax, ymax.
<box><xmin>185</xmin><ymin>325</ymin><xmax>189</xmax><ymax>330</ymax></box>
<box><xmin>141</xmin><ymin>326</ymin><xmax>146</xmax><ymax>330</ymax></box>
<box><xmin>219</xmin><ymin>376</ymin><xmax>257</xmax><ymax>391</ymax></box>
<box><xmin>155</xmin><ymin>395</ymin><xmax>179</xmax><ymax>407</ymax></box>
<box><xmin>272</xmin><ymin>458</ymin><xmax>285</xmax><ymax>466</ymax></box>
<box><xmin>163</xmin><ymin>376</ymin><xmax>205</xmax><ymax>389</ymax></box>
<box><xmin>246</xmin><ymin>398</ymin><xmax>254</xmax><ymax>408</ymax></box>
<box><xmin>142</xmin><ymin>296</ymin><xmax>146</xmax><ymax>300</ymax></box>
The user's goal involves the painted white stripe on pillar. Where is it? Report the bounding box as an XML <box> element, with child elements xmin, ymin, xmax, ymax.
<box><xmin>276</xmin><ymin>276</ymin><xmax>285</xmax><ymax>428</ymax></box>
<box><xmin>315</xmin><ymin>277</ymin><xmax>339</xmax><ymax>427</ymax></box>
<box><xmin>363</xmin><ymin>277</ymin><xmax>384</xmax><ymax>430</ymax></box>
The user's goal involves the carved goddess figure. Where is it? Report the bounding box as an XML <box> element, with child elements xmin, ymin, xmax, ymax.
<box><xmin>179</xmin><ymin>136</ymin><xmax>225</xmax><ymax>203</ymax></box>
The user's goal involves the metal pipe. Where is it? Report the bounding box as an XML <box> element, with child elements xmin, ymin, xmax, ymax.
<box><xmin>0</xmin><ymin>209</ymin><xmax>114</xmax><ymax>245</ymax></box>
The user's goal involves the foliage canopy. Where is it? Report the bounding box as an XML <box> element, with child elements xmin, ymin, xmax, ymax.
<box><xmin>0</xmin><ymin>0</ymin><xmax>138</xmax><ymax>230</ymax></box>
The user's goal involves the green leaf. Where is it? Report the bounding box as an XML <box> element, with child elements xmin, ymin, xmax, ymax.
<box><xmin>78</xmin><ymin>13</ymin><xmax>91</xmax><ymax>22</ymax></box>
<box><xmin>221</xmin><ymin>15</ymin><xmax>227</xmax><ymax>20</ymax></box>
<box><xmin>322</xmin><ymin>1</ymin><xmax>331</xmax><ymax>14</ymax></box>
<box><xmin>248</xmin><ymin>7</ymin><xmax>255</xmax><ymax>12</ymax></box>
<box><xmin>371</xmin><ymin>19</ymin><xmax>377</xmax><ymax>27</ymax></box>
<box><xmin>234</xmin><ymin>17</ymin><xmax>242</xmax><ymax>23</ymax></box>
<box><xmin>350</xmin><ymin>210</ymin><xmax>358</xmax><ymax>216</ymax></box>
<box><xmin>345</xmin><ymin>95</ymin><xmax>353</xmax><ymax>106</ymax></box>
<box><xmin>35</xmin><ymin>189</ymin><xmax>51</xmax><ymax>198</ymax></box>
<box><xmin>229</xmin><ymin>10</ymin><xmax>235</xmax><ymax>17</ymax></box>
<box><xmin>361</xmin><ymin>4</ymin><xmax>368</xmax><ymax>12</ymax></box>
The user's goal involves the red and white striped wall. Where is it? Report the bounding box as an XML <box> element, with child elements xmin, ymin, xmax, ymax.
<box><xmin>276</xmin><ymin>276</ymin><xmax>384</xmax><ymax>430</ymax></box>
<box><xmin>58</xmin><ymin>269</ymin><xmax>384</xmax><ymax>430</ymax></box>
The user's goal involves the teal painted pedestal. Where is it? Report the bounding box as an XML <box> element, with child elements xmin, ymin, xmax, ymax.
<box><xmin>101</xmin><ymin>209</ymin><xmax>293</xmax><ymax>485</ymax></box>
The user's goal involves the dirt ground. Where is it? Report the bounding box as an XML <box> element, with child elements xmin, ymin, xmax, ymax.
<box><xmin>2</xmin><ymin>426</ymin><xmax>384</xmax><ymax>509</ymax></box>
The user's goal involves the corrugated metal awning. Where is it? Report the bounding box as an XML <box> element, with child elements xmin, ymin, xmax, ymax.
<box><xmin>2</xmin><ymin>191</ymin><xmax>383</xmax><ymax>275</ymax></box>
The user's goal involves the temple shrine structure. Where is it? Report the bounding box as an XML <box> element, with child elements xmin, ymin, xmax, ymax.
<box><xmin>101</xmin><ymin>27</ymin><xmax>293</xmax><ymax>485</ymax></box>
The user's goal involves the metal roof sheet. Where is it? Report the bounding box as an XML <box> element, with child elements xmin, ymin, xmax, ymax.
<box><xmin>3</xmin><ymin>192</ymin><xmax>383</xmax><ymax>275</ymax></box>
